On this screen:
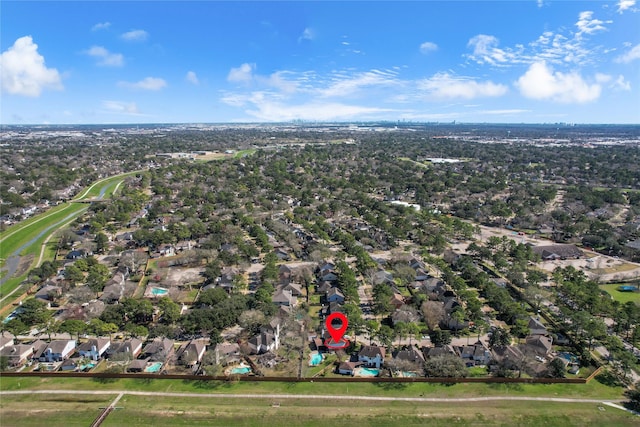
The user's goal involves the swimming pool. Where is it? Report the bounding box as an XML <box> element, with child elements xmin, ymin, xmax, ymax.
<box><xmin>145</xmin><ymin>362</ymin><xmax>163</xmax><ymax>373</ymax></box>
<box><xmin>230</xmin><ymin>366</ymin><xmax>251</xmax><ymax>374</ymax></box>
<box><xmin>558</xmin><ymin>352</ymin><xmax>578</xmax><ymax>363</ymax></box>
<box><xmin>78</xmin><ymin>362</ymin><xmax>97</xmax><ymax>371</ymax></box>
<box><xmin>151</xmin><ymin>287</ymin><xmax>169</xmax><ymax>296</ymax></box>
<box><xmin>356</xmin><ymin>367</ymin><xmax>380</xmax><ymax>377</ymax></box>
<box><xmin>309</xmin><ymin>352</ymin><xmax>323</xmax><ymax>366</ymax></box>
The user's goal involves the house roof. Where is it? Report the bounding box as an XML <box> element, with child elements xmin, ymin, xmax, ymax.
<box><xmin>272</xmin><ymin>289</ymin><xmax>296</xmax><ymax>305</ymax></box>
<box><xmin>359</xmin><ymin>345</ymin><xmax>386</xmax><ymax>359</ymax></box>
<box><xmin>143</xmin><ymin>338</ymin><xmax>174</xmax><ymax>355</ymax></box>
<box><xmin>128</xmin><ymin>358</ymin><xmax>148</xmax><ymax>370</ymax></box>
<box><xmin>109</xmin><ymin>338</ymin><xmax>142</xmax><ymax>355</ymax></box>
<box><xmin>525</xmin><ymin>334</ymin><xmax>553</xmax><ymax>353</ymax></box>
<box><xmin>77</xmin><ymin>338</ymin><xmax>110</xmax><ymax>352</ymax></box>
<box><xmin>179</xmin><ymin>340</ymin><xmax>207</xmax><ymax>363</ymax></box>
<box><xmin>532</xmin><ymin>244</ymin><xmax>583</xmax><ymax>259</ymax></box>
<box><xmin>393</xmin><ymin>346</ymin><xmax>425</xmax><ymax>363</ymax></box>
<box><xmin>338</xmin><ymin>361</ymin><xmax>361</xmax><ymax>371</ymax></box>
<box><xmin>45</xmin><ymin>340</ymin><xmax>76</xmax><ymax>354</ymax></box>
<box><xmin>326</xmin><ymin>287</ymin><xmax>344</xmax><ymax>298</ymax></box>
<box><xmin>215</xmin><ymin>342</ymin><xmax>240</xmax><ymax>356</ymax></box>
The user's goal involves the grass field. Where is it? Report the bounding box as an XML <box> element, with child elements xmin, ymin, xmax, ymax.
<box><xmin>0</xmin><ymin>374</ymin><xmax>627</xmax><ymax>400</ymax></box>
<box><xmin>600</xmin><ymin>284</ymin><xmax>640</xmax><ymax>304</ymax></box>
<box><xmin>0</xmin><ymin>375</ymin><xmax>633</xmax><ymax>426</ymax></box>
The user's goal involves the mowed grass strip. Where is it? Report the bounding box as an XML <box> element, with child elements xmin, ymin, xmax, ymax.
<box><xmin>0</xmin><ymin>393</ymin><xmax>115</xmax><ymax>427</ymax></box>
<box><xmin>0</xmin><ymin>375</ymin><xmax>626</xmax><ymax>400</ymax></box>
<box><xmin>101</xmin><ymin>395</ymin><xmax>638</xmax><ymax>427</ymax></box>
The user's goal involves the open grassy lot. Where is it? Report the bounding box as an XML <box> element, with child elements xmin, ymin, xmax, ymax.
<box><xmin>0</xmin><ymin>392</ymin><xmax>636</xmax><ymax>427</ymax></box>
<box><xmin>101</xmin><ymin>396</ymin><xmax>637</xmax><ymax>427</ymax></box>
<box><xmin>0</xmin><ymin>375</ymin><xmax>627</xmax><ymax>400</ymax></box>
<box><xmin>0</xmin><ymin>393</ymin><xmax>115</xmax><ymax>427</ymax></box>
<box><xmin>599</xmin><ymin>284</ymin><xmax>640</xmax><ymax>304</ymax></box>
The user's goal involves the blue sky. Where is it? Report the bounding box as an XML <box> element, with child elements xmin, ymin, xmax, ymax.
<box><xmin>1</xmin><ymin>1</ymin><xmax>639</xmax><ymax>124</ymax></box>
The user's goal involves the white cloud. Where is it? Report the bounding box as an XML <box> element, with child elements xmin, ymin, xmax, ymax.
<box><xmin>85</xmin><ymin>46</ymin><xmax>124</xmax><ymax>67</ymax></box>
<box><xmin>419</xmin><ymin>42</ymin><xmax>438</xmax><ymax>54</ymax></box>
<box><xmin>466</xmin><ymin>34</ymin><xmax>520</xmax><ymax>66</ymax></box>
<box><xmin>121</xmin><ymin>29</ymin><xmax>148</xmax><ymax>41</ymax></box>
<box><xmin>418</xmin><ymin>73</ymin><xmax>508</xmax><ymax>99</ymax></box>
<box><xmin>298</xmin><ymin>28</ymin><xmax>315</xmax><ymax>43</ymax></box>
<box><xmin>575</xmin><ymin>11</ymin><xmax>611</xmax><ymax>37</ymax></box>
<box><xmin>613</xmin><ymin>75</ymin><xmax>631</xmax><ymax>91</ymax></box>
<box><xmin>92</xmin><ymin>22</ymin><xmax>111</xmax><ymax>31</ymax></box>
<box><xmin>185</xmin><ymin>71</ymin><xmax>199</xmax><ymax>85</ymax></box>
<box><xmin>0</xmin><ymin>36</ymin><xmax>63</xmax><ymax>97</ymax></box>
<box><xmin>537</xmin><ymin>0</ymin><xmax>546</xmax><ymax>8</ymax></box>
<box><xmin>615</xmin><ymin>43</ymin><xmax>640</xmax><ymax>63</ymax></box>
<box><xmin>102</xmin><ymin>100</ymin><xmax>140</xmax><ymax>114</ymax></box>
<box><xmin>515</xmin><ymin>61</ymin><xmax>601</xmax><ymax>103</ymax></box>
<box><xmin>228</xmin><ymin>63</ymin><xmax>255</xmax><ymax>84</ymax></box>
<box><xmin>318</xmin><ymin>69</ymin><xmax>400</xmax><ymax>98</ymax></box>
<box><xmin>617</xmin><ymin>0</ymin><xmax>636</xmax><ymax>13</ymax></box>
<box><xmin>118</xmin><ymin>77</ymin><xmax>167</xmax><ymax>90</ymax></box>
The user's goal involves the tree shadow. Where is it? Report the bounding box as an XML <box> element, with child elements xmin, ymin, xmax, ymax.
<box><xmin>374</xmin><ymin>381</ymin><xmax>409</xmax><ymax>390</ymax></box>
<box><xmin>185</xmin><ymin>379</ymin><xmax>224</xmax><ymax>390</ymax></box>
<box><xmin>594</xmin><ymin>370</ymin><xmax>624</xmax><ymax>388</ymax></box>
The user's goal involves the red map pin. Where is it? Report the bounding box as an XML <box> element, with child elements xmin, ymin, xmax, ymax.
<box><xmin>325</xmin><ymin>312</ymin><xmax>348</xmax><ymax>343</ymax></box>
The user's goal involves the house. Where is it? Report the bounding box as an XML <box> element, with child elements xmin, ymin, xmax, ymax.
<box><xmin>532</xmin><ymin>244</ymin><xmax>583</xmax><ymax>260</ymax></box>
<box><xmin>106</xmin><ymin>338</ymin><xmax>143</xmax><ymax>359</ymax></box>
<box><xmin>177</xmin><ymin>339</ymin><xmax>207</xmax><ymax>367</ymax></box>
<box><xmin>141</xmin><ymin>337</ymin><xmax>174</xmax><ymax>361</ymax></box>
<box><xmin>66</xmin><ymin>249</ymin><xmax>86</xmax><ymax>260</ymax></box>
<box><xmin>390</xmin><ymin>293</ymin><xmax>405</xmax><ymax>310</ymax></box>
<box><xmin>358</xmin><ymin>345</ymin><xmax>386</xmax><ymax>368</ymax></box>
<box><xmin>422</xmin><ymin>345</ymin><xmax>457</xmax><ymax>359</ymax></box>
<box><xmin>272</xmin><ymin>288</ymin><xmax>297</xmax><ymax>307</ymax></box>
<box><xmin>214</xmin><ymin>342</ymin><xmax>242</xmax><ymax>365</ymax></box>
<box><xmin>36</xmin><ymin>339</ymin><xmax>76</xmax><ymax>362</ymax></box>
<box><xmin>325</xmin><ymin>287</ymin><xmax>345</xmax><ymax>304</ymax></box>
<box><xmin>319</xmin><ymin>272</ymin><xmax>338</xmax><ymax>283</ymax></box>
<box><xmin>248</xmin><ymin>331</ymin><xmax>278</xmax><ymax>354</ymax></box>
<box><xmin>489</xmin><ymin>345</ymin><xmax>527</xmax><ymax>373</ymax></box>
<box><xmin>337</xmin><ymin>360</ymin><xmax>362</xmax><ymax>375</ymax></box>
<box><xmin>0</xmin><ymin>344</ymin><xmax>34</xmax><ymax>367</ymax></box>
<box><xmin>77</xmin><ymin>338</ymin><xmax>111</xmax><ymax>361</ymax></box>
<box><xmin>0</xmin><ymin>332</ymin><xmax>15</xmax><ymax>351</ymax></box>
<box><xmin>282</xmin><ymin>282</ymin><xmax>303</xmax><ymax>297</ymax></box>
<box><xmin>274</xmin><ymin>248</ymin><xmax>290</xmax><ymax>261</ymax></box>
<box><xmin>372</xmin><ymin>270</ymin><xmax>394</xmax><ymax>286</ymax></box>
<box><xmin>127</xmin><ymin>358</ymin><xmax>149</xmax><ymax>373</ymax></box>
<box><xmin>34</xmin><ymin>284</ymin><xmax>62</xmax><ymax>301</ymax></box>
<box><xmin>457</xmin><ymin>341</ymin><xmax>491</xmax><ymax>366</ymax></box>
<box><xmin>321</xmin><ymin>301</ymin><xmax>344</xmax><ymax>317</ymax></box>
<box><xmin>527</xmin><ymin>317</ymin><xmax>548</xmax><ymax>336</ymax></box>
<box><xmin>524</xmin><ymin>335</ymin><xmax>553</xmax><ymax>356</ymax></box>
<box><xmin>393</xmin><ymin>345</ymin><xmax>425</xmax><ymax>365</ymax></box>
<box><xmin>391</xmin><ymin>305</ymin><xmax>419</xmax><ymax>325</ymax></box>
<box><xmin>316</xmin><ymin>281</ymin><xmax>333</xmax><ymax>294</ymax></box>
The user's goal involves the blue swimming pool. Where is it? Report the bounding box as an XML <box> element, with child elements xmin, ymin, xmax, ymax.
<box><xmin>145</xmin><ymin>362</ymin><xmax>163</xmax><ymax>373</ymax></box>
<box><xmin>356</xmin><ymin>367</ymin><xmax>380</xmax><ymax>377</ymax></box>
<box><xmin>309</xmin><ymin>352</ymin><xmax>323</xmax><ymax>366</ymax></box>
<box><xmin>558</xmin><ymin>352</ymin><xmax>578</xmax><ymax>363</ymax></box>
<box><xmin>230</xmin><ymin>366</ymin><xmax>251</xmax><ymax>374</ymax></box>
<box><xmin>151</xmin><ymin>287</ymin><xmax>168</xmax><ymax>296</ymax></box>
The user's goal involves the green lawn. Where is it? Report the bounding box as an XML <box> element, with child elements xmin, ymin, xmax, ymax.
<box><xmin>0</xmin><ymin>374</ymin><xmax>627</xmax><ymax>400</ymax></box>
<box><xmin>0</xmin><ymin>391</ymin><xmax>636</xmax><ymax>427</ymax></box>
<box><xmin>599</xmin><ymin>284</ymin><xmax>640</xmax><ymax>304</ymax></box>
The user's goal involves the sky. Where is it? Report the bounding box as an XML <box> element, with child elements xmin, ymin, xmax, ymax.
<box><xmin>1</xmin><ymin>1</ymin><xmax>639</xmax><ymax>124</ymax></box>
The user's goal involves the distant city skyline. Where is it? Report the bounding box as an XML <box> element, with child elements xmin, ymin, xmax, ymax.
<box><xmin>1</xmin><ymin>1</ymin><xmax>639</xmax><ymax>124</ymax></box>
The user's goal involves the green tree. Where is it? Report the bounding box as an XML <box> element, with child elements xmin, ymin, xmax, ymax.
<box><xmin>17</xmin><ymin>299</ymin><xmax>51</xmax><ymax>326</ymax></box>
<box><xmin>424</xmin><ymin>354</ymin><xmax>468</xmax><ymax>378</ymax></box>
<box><xmin>64</xmin><ymin>265</ymin><xmax>84</xmax><ymax>284</ymax></box>
<box><xmin>158</xmin><ymin>296</ymin><xmax>181</xmax><ymax>324</ymax></box>
<box><xmin>60</xmin><ymin>319</ymin><xmax>87</xmax><ymax>340</ymax></box>
<box><xmin>95</xmin><ymin>232</ymin><xmax>109</xmax><ymax>254</ymax></box>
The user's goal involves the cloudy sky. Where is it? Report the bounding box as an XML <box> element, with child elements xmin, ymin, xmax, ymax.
<box><xmin>1</xmin><ymin>1</ymin><xmax>639</xmax><ymax>124</ymax></box>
